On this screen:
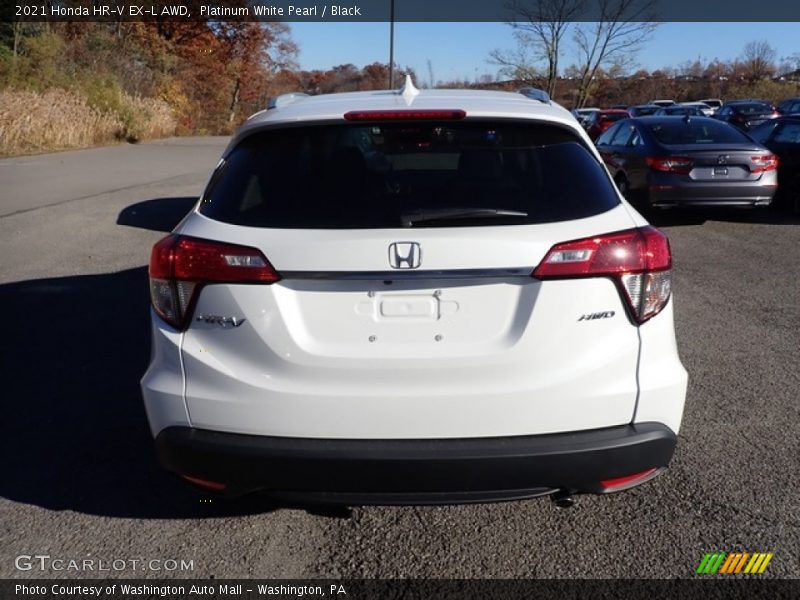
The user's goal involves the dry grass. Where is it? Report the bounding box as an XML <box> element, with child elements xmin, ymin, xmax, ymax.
<box><xmin>132</xmin><ymin>96</ymin><xmax>177</xmax><ymax>139</ymax></box>
<box><xmin>0</xmin><ymin>88</ymin><xmax>177</xmax><ymax>156</ymax></box>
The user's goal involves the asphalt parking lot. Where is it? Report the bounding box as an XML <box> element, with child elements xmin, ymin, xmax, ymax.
<box><xmin>0</xmin><ymin>137</ymin><xmax>798</xmax><ymax>579</ymax></box>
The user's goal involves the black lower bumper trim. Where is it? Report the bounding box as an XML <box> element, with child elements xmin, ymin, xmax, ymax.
<box><xmin>155</xmin><ymin>423</ymin><xmax>677</xmax><ymax>503</ymax></box>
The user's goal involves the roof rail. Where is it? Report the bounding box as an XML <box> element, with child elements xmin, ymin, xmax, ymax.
<box><xmin>267</xmin><ymin>92</ymin><xmax>310</xmax><ymax>110</ymax></box>
<box><xmin>517</xmin><ymin>87</ymin><xmax>551</xmax><ymax>104</ymax></box>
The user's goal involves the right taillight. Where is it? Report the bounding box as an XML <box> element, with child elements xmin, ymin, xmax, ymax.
<box><xmin>751</xmin><ymin>154</ymin><xmax>779</xmax><ymax>174</ymax></box>
<box><xmin>148</xmin><ymin>234</ymin><xmax>280</xmax><ymax>330</ymax></box>
<box><xmin>646</xmin><ymin>156</ymin><xmax>693</xmax><ymax>175</ymax></box>
<box><xmin>532</xmin><ymin>227</ymin><xmax>672</xmax><ymax>324</ymax></box>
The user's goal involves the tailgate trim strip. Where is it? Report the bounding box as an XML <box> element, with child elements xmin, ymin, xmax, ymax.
<box><xmin>280</xmin><ymin>268</ymin><xmax>534</xmax><ymax>280</ymax></box>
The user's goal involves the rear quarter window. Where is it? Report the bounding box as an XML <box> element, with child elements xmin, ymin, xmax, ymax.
<box><xmin>199</xmin><ymin>121</ymin><xmax>620</xmax><ymax>229</ymax></box>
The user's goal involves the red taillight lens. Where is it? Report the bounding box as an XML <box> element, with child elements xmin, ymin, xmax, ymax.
<box><xmin>600</xmin><ymin>468</ymin><xmax>660</xmax><ymax>493</ymax></box>
<box><xmin>751</xmin><ymin>154</ymin><xmax>779</xmax><ymax>174</ymax></box>
<box><xmin>343</xmin><ymin>109</ymin><xmax>466</xmax><ymax>121</ymax></box>
<box><xmin>148</xmin><ymin>234</ymin><xmax>280</xmax><ymax>329</ymax></box>
<box><xmin>646</xmin><ymin>156</ymin><xmax>693</xmax><ymax>175</ymax></box>
<box><xmin>533</xmin><ymin>227</ymin><xmax>672</xmax><ymax>324</ymax></box>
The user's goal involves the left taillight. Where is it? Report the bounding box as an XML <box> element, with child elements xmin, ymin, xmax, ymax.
<box><xmin>148</xmin><ymin>234</ymin><xmax>280</xmax><ymax>330</ymax></box>
<box><xmin>646</xmin><ymin>156</ymin><xmax>693</xmax><ymax>175</ymax></box>
<box><xmin>532</xmin><ymin>227</ymin><xmax>672</xmax><ymax>324</ymax></box>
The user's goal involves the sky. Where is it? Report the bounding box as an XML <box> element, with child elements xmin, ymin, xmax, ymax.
<box><xmin>289</xmin><ymin>22</ymin><xmax>800</xmax><ymax>83</ymax></box>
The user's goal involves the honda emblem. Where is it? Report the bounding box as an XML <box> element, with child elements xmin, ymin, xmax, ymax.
<box><xmin>388</xmin><ymin>242</ymin><xmax>421</xmax><ymax>269</ymax></box>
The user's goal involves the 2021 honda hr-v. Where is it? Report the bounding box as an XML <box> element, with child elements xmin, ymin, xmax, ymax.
<box><xmin>141</xmin><ymin>79</ymin><xmax>688</xmax><ymax>505</ymax></box>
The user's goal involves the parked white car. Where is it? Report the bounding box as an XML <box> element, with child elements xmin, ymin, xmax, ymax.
<box><xmin>141</xmin><ymin>78</ymin><xmax>688</xmax><ymax>506</ymax></box>
<box><xmin>679</xmin><ymin>101</ymin><xmax>715</xmax><ymax>116</ymax></box>
<box><xmin>699</xmin><ymin>98</ymin><xmax>723</xmax><ymax>114</ymax></box>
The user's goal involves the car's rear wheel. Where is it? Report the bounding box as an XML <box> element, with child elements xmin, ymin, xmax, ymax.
<box><xmin>614</xmin><ymin>174</ymin><xmax>630</xmax><ymax>200</ymax></box>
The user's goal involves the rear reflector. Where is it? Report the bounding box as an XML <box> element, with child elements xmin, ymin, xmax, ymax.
<box><xmin>149</xmin><ymin>234</ymin><xmax>280</xmax><ymax>330</ymax></box>
<box><xmin>343</xmin><ymin>109</ymin><xmax>466</xmax><ymax>121</ymax></box>
<box><xmin>533</xmin><ymin>227</ymin><xmax>672</xmax><ymax>324</ymax></box>
<box><xmin>600</xmin><ymin>468</ymin><xmax>660</xmax><ymax>493</ymax></box>
<box><xmin>180</xmin><ymin>474</ymin><xmax>228</xmax><ymax>492</ymax></box>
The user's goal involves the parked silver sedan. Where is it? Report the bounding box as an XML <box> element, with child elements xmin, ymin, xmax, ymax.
<box><xmin>595</xmin><ymin>116</ymin><xmax>778</xmax><ymax>208</ymax></box>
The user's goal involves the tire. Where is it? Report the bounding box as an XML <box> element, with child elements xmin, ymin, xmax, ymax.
<box><xmin>615</xmin><ymin>174</ymin><xmax>630</xmax><ymax>199</ymax></box>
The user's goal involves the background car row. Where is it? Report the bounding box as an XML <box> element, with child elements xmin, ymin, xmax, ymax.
<box><xmin>567</xmin><ymin>96</ymin><xmax>800</xmax><ymax>212</ymax></box>
<box><xmin>572</xmin><ymin>97</ymin><xmax>800</xmax><ymax>131</ymax></box>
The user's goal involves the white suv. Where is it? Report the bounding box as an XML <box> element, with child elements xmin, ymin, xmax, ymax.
<box><xmin>141</xmin><ymin>79</ymin><xmax>687</xmax><ymax>505</ymax></box>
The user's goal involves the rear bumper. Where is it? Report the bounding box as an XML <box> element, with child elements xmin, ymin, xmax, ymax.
<box><xmin>155</xmin><ymin>422</ymin><xmax>677</xmax><ymax>504</ymax></box>
<box><xmin>647</xmin><ymin>178</ymin><xmax>777</xmax><ymax>207</ymax></box>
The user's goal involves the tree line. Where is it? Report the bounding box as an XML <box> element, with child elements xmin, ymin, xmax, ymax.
<box><xmin>1</xmin><ymin>14</ymin><xmax>797</xmax><ymax>147</ymax></box>
<box><xmin>489</xmin><ymin>0</ymin><xmax>799</xmax><ymax>107</ymax></box>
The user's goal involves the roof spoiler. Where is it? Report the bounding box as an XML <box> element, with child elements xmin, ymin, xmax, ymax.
<box><xmin>517</xmin><ymin>88</ymin><xmax>551</xmax><ymax>104</ymax></box>
<box><xmin>267</xmin><ymin>92</ymin><xmax>310</xmax><ymax>110</ymax></box>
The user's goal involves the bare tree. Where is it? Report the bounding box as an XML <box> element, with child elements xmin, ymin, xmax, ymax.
<box><xmin>489</xmin><ymin>30</ymin><xmax>543</xmax><ymax>86</ymax></box>
<box><xmin>572</xmin><ymin>0</ymin><xmax>659</xmax><ymax>107</ymax></box>
<box><xmin>741</xmin><ymin>40</ymin><xmax>777</xmax><ymax>81</ymax></box>
<box><xmin>787</xmin><ymin>52</ymin><xmax>800</xmax><ymax>73</ymax></box>
<box><xmin>677</xmin><ymin>58</ymin><xmax>704</xmax><ymax>81</ymax></box>
<box><xmin>490</xmin><ymin>0</ymin><xmax>587</xmax><ymax>96</ymax></box>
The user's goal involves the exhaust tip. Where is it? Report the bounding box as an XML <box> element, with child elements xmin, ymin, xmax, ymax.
<box><xmin>550</xmin><ymin>489</ymin><xmax>575</xmax><ymax>509</ymax></box>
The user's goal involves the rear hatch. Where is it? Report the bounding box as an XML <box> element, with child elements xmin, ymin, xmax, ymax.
<box><xmin>176</xmin><ymin>118</ymin><xmax>644</xmax><ymax>439</ymax></box>
<box><xmin>646</xmin><ymin>119</ymin><xmax>775</xmax><ymax>182</ymax></box>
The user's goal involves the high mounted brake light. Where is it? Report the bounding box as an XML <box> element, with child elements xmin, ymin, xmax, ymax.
<box><xmin>149</xmin><ymin>234</ymin><xmax>280</xmax><ymax>330</ymax></box>
<box><xmin>343</xmin><ymin>109</ymin><xmax>466</xmax><ymax>121</ymax></box>
<box><xmin>533</xmin><ymin>227</ymin><xmax>672</xmax><ymax>324</ymax></box>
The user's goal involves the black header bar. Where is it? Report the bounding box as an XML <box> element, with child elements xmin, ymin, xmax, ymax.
<box><xmin>8</xmin><ymin>0</ymin><xmax>800</xmax><ymax>22</ymax></box>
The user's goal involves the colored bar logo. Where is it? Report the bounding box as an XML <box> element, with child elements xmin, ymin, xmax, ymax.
<box><xmin>696</xmin><ymin>552</ymin><xmax>773</xmax><ymax>574</ymax></box>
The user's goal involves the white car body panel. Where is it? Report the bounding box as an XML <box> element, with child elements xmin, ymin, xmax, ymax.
<box><xmin>180</xmin><ymin>273</ymin><xmax>639</xmax><ymax>439</ymax></box>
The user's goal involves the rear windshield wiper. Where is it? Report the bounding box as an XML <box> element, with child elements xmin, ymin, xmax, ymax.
<box><xmin>401</xmin><ymin>207</ymin><xmax>528</xmax><ymax>227</ymax></box>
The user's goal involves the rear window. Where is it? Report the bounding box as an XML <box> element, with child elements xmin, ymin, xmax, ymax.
<box><xmin>599</xmin><ymin>113</ymin><xmax>627</xmax><ymax>122</ymax></box>
<box><xmin>199</xmin><ymin>122</ymin><xmax>619</xmax><ymax>229</ymax></box>
<box><xmin>733</xmin><ymin>102</ymin><xmax>773</xmax><ymax>115</ymax></box>
<box><xmin>646</xmin><ymin>120</ymin><xmax>751</xmax><ymax>145</ymax></box>
<box><xmin>632</xmin><ymin>106</ymin><xmax>659</xmax><ymax>116</ymax></box>
<box><xmin>661</xmin><ymin>107</ymin><xmax>697</xmax><ymax>115</ymax></box>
